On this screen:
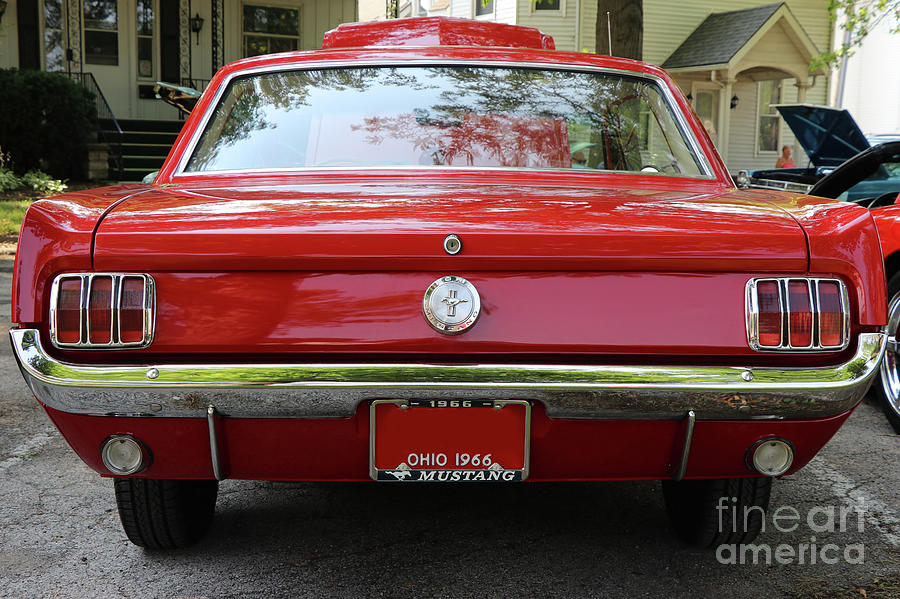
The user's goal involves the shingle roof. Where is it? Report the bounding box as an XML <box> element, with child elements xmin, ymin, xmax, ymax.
<box><xmin>661</xmin><ymin>3</ymin><xmax>783</xmax><ymax>70</ymax></box>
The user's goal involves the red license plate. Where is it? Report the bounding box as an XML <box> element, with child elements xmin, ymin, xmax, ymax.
<box><xmin>370</xmin><ymin>399</ymin><xmax>530</xmax><ymax>482</ymax></box>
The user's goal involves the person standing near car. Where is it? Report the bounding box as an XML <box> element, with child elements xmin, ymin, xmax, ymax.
<box><xmin>776</xmin><ymin>145</ymin><xmax>795</xmax><ymax>168</ymax></box>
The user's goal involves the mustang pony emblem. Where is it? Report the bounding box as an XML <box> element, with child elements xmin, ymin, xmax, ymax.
<box><xmin>441</xmin><ymin>290</ymin><xmax>469</xmax><ymax>317</ymax></box>
<box><xmin>422</xmin><ymin>276</ymin><xmax>481</xmax><ymax>335</ymax></box>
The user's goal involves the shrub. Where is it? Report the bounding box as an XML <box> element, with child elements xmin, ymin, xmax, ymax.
<box><xmin>0</xmin><ymin>167</ymin><xmax>21</xmax><ymax>192</ymax></box>
<box><xmin>21</xmin><ymin>170</ymin><xmax>67</xmax><ymax>194</ymax></box>
<box><xmin>0</xmin><ymin>69</ymin><xmax>97</xmax><ymax>179</ymax></box>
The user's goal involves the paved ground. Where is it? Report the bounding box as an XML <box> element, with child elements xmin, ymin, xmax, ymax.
<box><xmin>1</xmin><ymin>251</ymin><xmax>898</xmax><ymax>599</ymax></box>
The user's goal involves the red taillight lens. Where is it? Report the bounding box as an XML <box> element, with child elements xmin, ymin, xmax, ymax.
<box><xmin>88</xmin><ymin>276</ymin><xmax>113</xmax><ymax>344</ymax></box>
<box><xmin>757</xmin><ymin>281</ymin><xmax>782</xmax><ymax>347</ymax></box>
<box><xmin>788</xmin><ymin>280</ymin><xmax>812</xmax><ymax>347</ymax></box>
<box><xmin>818</xmin><ymin>281</ymin><xmax>844</xmax><ymax>347</ymax></box>
<box><xmin>119</xmin><ymin>276</ymin><xmax>147</xmax><ymax>344</ymax></box>
<box><xmin>56</xmin><ymin>278</ymin><xmax>82</xmax><ymax>344</ymax></box>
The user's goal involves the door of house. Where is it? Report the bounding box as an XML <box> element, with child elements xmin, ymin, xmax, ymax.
<box><xmin>16</xmin><ymin>0</ymin><xmax>41</xmax><ymax>70</ymax></box>
<box><xmin>159</xmin><ymin>0</ymin><xmax>181</xmax><ymax>84</ymax></box>
<box><xmin>691</xmin><ymin>85</ymin><xmax>721</xmax><ymax>150</ymax></box>
<box><xmin>82</xmin><ymin>0</ymin><xmax>131</xmax><ymax>116</ymax></box>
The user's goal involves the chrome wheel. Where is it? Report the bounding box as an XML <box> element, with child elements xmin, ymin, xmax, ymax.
<box><xmin>878</xmin><ymin>289</ymin><xmax>900</xmax><ymax>432</ymax></box>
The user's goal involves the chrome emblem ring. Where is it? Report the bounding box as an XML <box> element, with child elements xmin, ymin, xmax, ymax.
<box><xmin>423</xmin><ymin>276</ymin><xmax>481</xmax><ymax>335</ymax></box>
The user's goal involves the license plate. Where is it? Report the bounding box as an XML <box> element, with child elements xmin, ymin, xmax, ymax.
<box><xmin>370</xmin><ymin>399</ymin><xmax>531</xmax><ymax>482</ymax></box>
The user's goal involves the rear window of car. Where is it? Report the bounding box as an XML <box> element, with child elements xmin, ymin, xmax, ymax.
<box><xmin>184</xmin><ymin>65</ymin><xmax>707</xmax><ymax>177</ymax></box>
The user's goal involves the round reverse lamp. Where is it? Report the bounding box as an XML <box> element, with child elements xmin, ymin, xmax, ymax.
<box><xmin>750</xmin><ymin>438</ymin><xmax>794</xmax><ymax>477</ymax></box>
<box><xmin>101</xmin><ymin>435</ymin><xmax>148</xmax><ymax>475</ymax></box>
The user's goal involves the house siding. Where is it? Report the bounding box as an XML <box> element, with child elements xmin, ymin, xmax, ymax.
<box><xmin>647</xmin><ymin>0</ymin><xmax>831</xmax><ymax>172</ymax></box>
<box><xmin>643</xmin><ymin>0</ymin><xmax>831</xmax><ymax>66</ymax></box>
<box><xmin>0</xmin><ymin>1</ymin><xmax>19</xmax><ymax>69</ymax></box>
<box><xmin>516</xmin><ymin>0</ymin><xmax>577</xmax><ymax>51</ymax></box>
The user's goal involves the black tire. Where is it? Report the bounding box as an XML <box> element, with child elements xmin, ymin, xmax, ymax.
<box><xmin>875</xmin><ymin>271</ymin><xmax>900</xmax><ymax>433</ymax></box>
<box><xmin>114</xmin><ymin>478</ymin><xmax>218</xmax><ymax>550</ymax></box>
<box><xmin>662</xmin><ymin>477</ymin><xmax>772</xmax><ymax>548</ymax></box>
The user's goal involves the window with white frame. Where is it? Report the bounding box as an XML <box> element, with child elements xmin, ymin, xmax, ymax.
<box><xmin>243</xmin><ymin>4</ymin><xmax>300</xmax><ymax>58</ymax></box>
<box><xmin>43</xmin><ymin>0</ymin><xmax>65</xmax><ymax>71</ymax></box>
<box><xmin>475</xmin><ymin>0</ymin><xmax>494</xmax><ymax>16</ymax></box>
<box><xmin>757</xmin><ymin>80</ymin><xmax>782</xmax><ymax>153</ymax></box>
<box><xmin>83</xmin><ymin>0</ymin><xmax>119</xmax><ymax>65</ymax></box>
<box><xmin>136</xmin><ymin>0</ymin><xmax>154</xmax><ymax>79</ymax></box>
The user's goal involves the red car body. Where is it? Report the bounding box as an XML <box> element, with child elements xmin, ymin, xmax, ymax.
<box><xmin>9</xmin><ymin>17</ymin><xmax>888</xmax><ymax>547</ymax></box>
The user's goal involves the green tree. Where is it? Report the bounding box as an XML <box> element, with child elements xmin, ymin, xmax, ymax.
<box><xmin>813</xmin><ymin>0</ymin><xmax>900</xmax><ymax>69</ymax></box>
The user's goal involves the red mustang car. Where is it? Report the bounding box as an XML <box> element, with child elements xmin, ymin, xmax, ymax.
<box><xmin>10</xmin><ymin>18</ymin><xmax>887</xmax><ymax>550</ymax></box>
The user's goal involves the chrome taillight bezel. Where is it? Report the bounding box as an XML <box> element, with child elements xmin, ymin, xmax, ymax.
<box><xmin>49</xmin><ymin>273</ymin><xmax>156</xmax><ymax>349</ymax></box>
<box><xmin>746</xmin><ymin>277</ymin><xmax>850</xmax><ymax>352</ymax></box>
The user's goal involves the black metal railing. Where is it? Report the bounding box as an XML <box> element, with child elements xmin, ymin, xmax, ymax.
<box><xmin>175</xmin><ymin>79</ymin><xmax>211</xmax><ymax>119</ymax></box>
<box><xmin>67</xmin><ymin>72</ymin><xmax>124</xmax><ymax>180</ymax></box>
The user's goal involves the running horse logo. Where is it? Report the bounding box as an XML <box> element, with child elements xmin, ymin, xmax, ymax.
<box><xmin>441</xmin><ymin>289</ymin><xmax>469</xmax><ymax>318</ymax></box>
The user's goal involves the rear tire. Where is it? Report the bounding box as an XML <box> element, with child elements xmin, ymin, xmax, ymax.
<box><xmin>114</xmin><ymin>478</ymin><xmax>218</xmax><ymax>550</ymax></box>
<box><xmin>876</xmin><ymin>272</ymin><xmax>900</xmax><ymax>434</ymax></box>
<box><xmin>662</xmin><ymin>477</ymin><xmax>772</xmax><ymax>548</ymax></box>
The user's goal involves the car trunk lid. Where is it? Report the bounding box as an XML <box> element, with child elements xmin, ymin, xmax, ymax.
<box><xmin>93</xmin><ymin>181</ymin><xmax>807</xmax><ymax>272</ymax></box>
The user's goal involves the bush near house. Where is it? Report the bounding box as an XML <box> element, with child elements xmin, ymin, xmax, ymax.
<box><xmin>0</xmin><ymin>69</ymin><xmax>97</xmax><ymax>179</ymax></box>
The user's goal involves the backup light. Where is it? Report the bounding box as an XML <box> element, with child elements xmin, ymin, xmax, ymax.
<box><xmin>101</xmin><ymin>435</ymin><xmax>149</xmax><ymax>475</ymax></box>
<box><xmin>749</xmin><ymin>438</ymin><xmax>794</xmax><ymax>477</ymax></box>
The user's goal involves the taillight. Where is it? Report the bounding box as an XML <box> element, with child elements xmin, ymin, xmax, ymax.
<box><xmin>119</xmin><ymin>276</ymin><xmax>149</xmax><ymax>344</ymax></box>
<box><xmin>55</xmin><ymin>278</ymin><xmax>83</xmax><ymax>344</ymax></box>
<box><xmin>88</xmin><ymin>276</ymin><xmax>113</xmax><ymax>344</ymax></box>
<box><xmin>50</xmin><ymin>274</ymin><xmax>155</xmax><ymax>349</ymax></box>
<box><xmin>787</xmin><ymin>280</ymin><xmax>813</xmax><ymax>348</ymax></box>
<box><xmin>747</xmin><ymin>278</ymin><xmax>848</xmax><ymax>351</ymax></box>
<box><xmin>817</xmin><ymin>280</ymin><xmax>846</xmax><ymax>348</ymax></box>
<box><xmin>756</xmin><ymin>280</ymin><xmax>782</xmax><ymax>347</ymax></box>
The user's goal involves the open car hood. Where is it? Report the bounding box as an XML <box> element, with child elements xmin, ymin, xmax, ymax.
<box><xmin>153</xmin><ymin>82</ymin><xmax>202</xmax><ymax>114</ymax></box>
<box><xmin>776</xmin><ymin>104</ymin><xmax>870</xmax><ymax>168</ymax></box>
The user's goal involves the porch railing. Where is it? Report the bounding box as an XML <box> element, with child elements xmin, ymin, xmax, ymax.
<box><xmin>181</xmin><ymin>78</ymin><xmax>211</xmax><ymax>92</ymax></box>
<box><xmin>67</xmin><ymin>72</ymin><xmax>124</xmax><ymax>180</ymax></box>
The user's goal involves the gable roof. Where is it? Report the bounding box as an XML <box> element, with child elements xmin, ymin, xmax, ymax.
<box><xmin>662</xmin><ymin>3</ymin><xmax>784</xmax><ymax>70</ymax></box>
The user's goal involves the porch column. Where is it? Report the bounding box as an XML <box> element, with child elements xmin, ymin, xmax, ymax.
<box><xmin>65</xmin><ymin>0</ymin><xmax>82</xmax><ymax>73</ymax></box>
<box><xmin>180</xmin><ymin>0</ymin><xmax>192</xmax><ymax>85</ymax></box>
<box><xmin>211</xmin><ymin>0</ymin><xmax>224</xmax><ymax>71</ymax></box>
<box><xmin>718</xmin><ymin>75</ymin><xmax>736</xmax><ymax>164</ymax></box>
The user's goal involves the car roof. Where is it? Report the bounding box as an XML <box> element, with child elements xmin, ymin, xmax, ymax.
<box><xmin>321</xmin><ymin>16</ymin><xmax>555</xmax><ymax>50</ymax></box>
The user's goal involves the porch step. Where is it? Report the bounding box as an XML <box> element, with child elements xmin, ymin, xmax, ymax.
<box><xmin>99</xmin><ymin>119</ymin><xmax>182</xmax><ymax>181</ymax></box>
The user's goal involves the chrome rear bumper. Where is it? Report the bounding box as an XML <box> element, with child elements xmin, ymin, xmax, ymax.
<box><xmin>10</xmin><ymin>329</ymin><xmax>886</xmax><ymax>420</ymax></box>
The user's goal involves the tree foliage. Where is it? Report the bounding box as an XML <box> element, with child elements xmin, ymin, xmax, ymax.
<box><xmin>813</xmin><ymin>0</ymin><xmax>900</xmax><ymax>70</ymax></box>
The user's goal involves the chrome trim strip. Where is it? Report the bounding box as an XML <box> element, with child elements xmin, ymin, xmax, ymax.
<box><xmin>172</xmin><ymin>59</ymin><xmax>715</xmax><ymax>179</ymax></box>
<box><xmin>207</xmin><ymin>405</ymin><xmax>225</xmax><ymax>481</ymax></box>
<box><xmin>10</xmin><ymin>329</ymin><xmax>885</xmax><ymax>420</ymax></box>
<box><xmin>672</xmin><ymin>409</ymin><xmax>695</xmax><ymax>481</ymax></box>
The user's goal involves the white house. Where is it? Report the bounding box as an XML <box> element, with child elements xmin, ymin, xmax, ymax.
<box><xmin>0</xmin><ymin>0</ymin><xmax>357</xmax><ymax>120</ymax></box>
<box><xmin>387</xmin><ymin>0</ymin><xmax>835</xmax><ymax>173</ymax></box>
<box><xmin>0</xmin><ymin>0</ymin><xmax>356</xmax><ymax>179</ymax></box>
